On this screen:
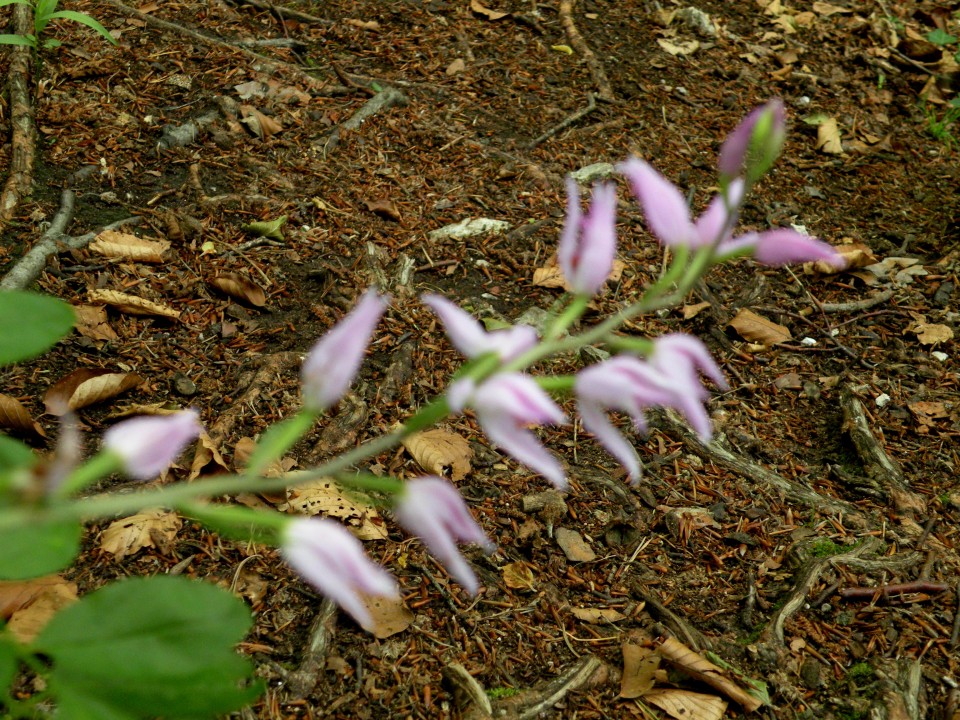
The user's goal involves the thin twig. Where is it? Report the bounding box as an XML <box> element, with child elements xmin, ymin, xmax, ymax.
<box><xmin>839</xmin><ymin>581</ymin><xmax>949</xmax><ymax>601</ymax></box>
<box><xmin>558</xmin><ymin>0</ymin><xmax>614</xmax><ymax>101</ymax></box>
<box><xmin>526</xmin><ymin>93</ymin><xmax>597</xmax><ymax>149</ymax></box>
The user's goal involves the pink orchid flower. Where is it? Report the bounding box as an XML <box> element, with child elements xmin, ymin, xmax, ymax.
<box><xmin>423</xmin><ymin>294</ymin><xmax>538</xmax><ymax>362</ymax></box>
<box><xmin>558</xmin><ymin>178</ymin><xmax>618</xmax><ymax>296</ymax></box>
<box><xmin>103</xmin><ymin>410</ymin><xmax>202</xmax><ymax>481</ymax></box>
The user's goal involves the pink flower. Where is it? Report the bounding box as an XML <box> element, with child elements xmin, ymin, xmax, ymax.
<box><xmin>717</xmin><ymin>100</ymin><xmax>786</xmax><ymax>181</ymax></box>
<box><xmin>558</xmin><ymin>178</ymin><xmax>618</xmax><ymax>296</ymax></box>
<box><xmin>301</xmin><ymin>289</ymin><xmax>388</xmax><ymax>411</ymax></box>
<box><xmin>575</xmin><ymin>336</ymin><xmax>727</xmax><ymax>480</ymax></box>
<box><xmin>393</xmin><ymin>477</ymin><xmax>494</xmax><ymax>595</ymax></box>
<box><xmin>282</xmin><ymin>517</ymin><xmax>399</xmax><ymax>629</ymax></box>
<box><xmin>619</xmin><ymin>158</ymin><xmax>842</xmax><ymax>267</ymax></box>
<box><xmin>575</xmin><ymin>357</ymin><xmax>679</xmax><ymax>481</ymax></box>
<box><xmin>102</xmin><ymin>410</ymin><xmax>201</xmax><ymax>480</ymax></box>
<box><xmin>423</xmin><ymin>294</ymin><xmax>537</xmax><ymax>362</ymax></box>
<box><xmin>459</xmin><ymin>373</ymin><xmax>567</xmax><ymax>489</ymax></box>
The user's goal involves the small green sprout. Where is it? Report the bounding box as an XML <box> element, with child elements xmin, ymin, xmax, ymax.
<box><xmin>0</xmin><ymin>0</ymin><xmax>117</xmax><ymax>50</ymax></box>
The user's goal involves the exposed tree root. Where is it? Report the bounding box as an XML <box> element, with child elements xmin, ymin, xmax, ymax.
<box><xmin>0</xmin><ymin>4</ymin><xmax>37</xmax><ymax>226</ymax></box>
<box><xmin>558</xmin><ymin>0</ymin><xmax>614</xmax><ymax>102</ymax></box>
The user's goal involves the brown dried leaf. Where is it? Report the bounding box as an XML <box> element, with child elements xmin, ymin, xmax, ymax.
<box><xmin>286</xmin><ymin>476</ymin><xmax>388</xmax><ymax>541</ymax></box>
<box><xmin>501</xmin><ymin>561</ymin><xmax>536</xmax><ymax>591</ymax></box>
<box><xmin>727</xmin><ymin>309</ymin><xmax>792</xmax><ymax>346</ymax></box>
<box><xmin>44</xmin><ymin>368</ymin><xmax>142</xmax><ymax>414</ymax></box>
<box><xmin>209</xmin><ymin>273</ymin><xmax>267</xmax><ymax>307</ymax></box>
<box><xmin>908</xmin><ymin>321</ymin><xmax>953</xmax><ymax>346</ymax></box>
<box><xmin>0</xmin><ymin>393</ymin><xmax>41</xmax><ymax>435</ymax></box>
<box><xmin>402</xmin><ymin>428</ymin><xmax>473</xmax><ymax>481</ymax></box>
<box><xmin>555</xmin><ymin>527</ymin><xmax>597</xmax><ymax>562</ymax></box>
<box><xmin>682</xmin><ymin>301</ymin><xmax>711</xmax><ymax>320</ymax></box>
<box><xmin>571</xmin><ymin>606</ymin><xmax>627</xmax><ymax>624</ymax></box>
<box><xmin>188</xmin><ymin>430</ymin><xmax>231</xmax><ymax>480</ymax></box>
<box><xmin>88</xmin><ymin>230</ymin><xmax>169</xmax><ymax>263</ymax></box>
<box><xmin>620</xmin><ymin>642</ymin><xmax>660</xmax><ymax>698</ymax></box>
<box><xmin>239</xmin><ymin>105</ymin><xmax>283</xmax><ymax>138</ymax></box>
<box><xmin>0</xmin><ymin>575</ymin><xmax>76</xmax><ymax>620</ymax></box>
<box><xmin>816</xmin><ymin>117</ymin><xmax>843</xmax><ymax>154</ymax></box>
<box><xmin>470</xmin><ymin>0</ymin><xmax>510</xmax><ymax>20</ymax></box>
<box><xmin>533</xmin><ymin>255</ymin><xmax>624</xmax><ymax>292</ymax></box>
<box><xmin>657</xmin><ymin>38</ymin><xmax>700</xmax><ymax>56</ymax></box>
<box><xmin>88</xmin><ymin>289</ymin><xmax>181</xmax><ymax>319</ymax></box>
<box><xmin>100</xmin><ymin>509</ymin><xmax>182</xmax><ymax>559</ymax></box>
<box><xmin>5</xmin><ymin>578</ymin><xmax>78</xmax><ymax>644</ymax></box>
<box><xmin>364</xmin><ymin>198</ymin><xmax>402</xmax><ymax>222</ymax></box>
<box><xmin>73</xmin><ymin>304</ymin><xmax>119</xmax><ymax>341</ymax></box>
<box><xmin>365</xmin><ymin>594</ymin><xmax>414</xmax><ymax>638</ymax></box>
<box><xmin>644</xmin><ymin>688</ymin><xmax>727</xmax><ymax>720</ymax></box>
<box><xmin>658</xmin><ymin>636</ymin><xmax>763</xmax><ymax>711</ymax></box>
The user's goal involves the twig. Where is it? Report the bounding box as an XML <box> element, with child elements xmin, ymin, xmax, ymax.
<box><xmin>818</xmin><ymin>289</ymin><xmax>893</xmax><ymax>313</ymax></box>
<box><xmin>839</xmin><ymin>581</ymin><xmax>949</xmax><ymax>601</ymax></box>
<box><xmin>0</xmin><ymin>3</ymin><xmax>36</xmax><ymax>226</ymax></box>
<box><xmin>0</xmin><ymin>189</ymin><xmax>140</xmax><ymax>290</ymax></box>
<box><xmin>526</xmin><ymin>93</ymin><xmax>597</xmax><ymax>149</ymax></box>
<box><xmin>339</xmin><ymin>86</ymin><xmax>408</xmax><ymax>131</ymax></box>
<box><xmin>227</xmin><ymin>0</ymin><xmax>333</xmax><ymax>26</ymax></box>
<box><xmin>557</xmin><ymin>0</ymin><xmax>614</xmax><ymax>101</ymax></box>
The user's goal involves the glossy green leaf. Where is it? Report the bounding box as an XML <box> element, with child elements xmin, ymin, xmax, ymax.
<box><xmin>35</xmin><ymin>575</ymin><xmax>261</xmax><ymax>719</ymax></box>
<box><xmin>47</xmin><ymin>10</ymin><xmax>117</xmax><ymax>45</ymax></box>
<box><xmin>0</xmin><ymin>292</ymin><xmax>75</xmax><ymax>366</ymax></box>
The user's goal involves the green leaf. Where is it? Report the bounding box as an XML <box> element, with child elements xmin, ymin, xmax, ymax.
<box><xmin>33</xmin><ymin>0</ymin><xmax>59</xmax><ymax>30</ymax></box>
<box><xmin>244</xmin><ymin>410</ymin><xmax>314</xmax><ymax>478</ymax></box>
<box><xmin>0</xmin><ymin>632</ymin><xmax>18</xmax><ymax>702</ymax></box>
<box><xmin>47</xmin><ymin>10</ymin><xmax>118</xmax><ymax>45</ymax></box>
<box><xmin>0</xmin><ymin>434</ymin><xmax>37</xmax><ymax>497</ymax></box>
<box><xmin>35</xmin><ymin>575</ymin><xmax>261</xmax><ymax>719</ymax></box>
<box><xmin>241</xmin><ymin>215</ymin><xmax>286</xmax><ymax>240</ymax></box>
<box><xmin>0</xmin><ymin>0</ymin><xmax>31</xmax><ymax>8</ymax></box>
<box><xmin>0</xmin><ymin>518</ymin><xmax>82</xmax><ymax>579</ymax></box>
<box><xmin>927</xmin><ymin>28</ymin><xmax>957</xmax><ymax>46</ymax></box>
<box><xmin>0</xmin><ymin>33</ymin><xmax>34</xmax><ymax>46</ymax></box>
<box><xmin>0</xmin><ymin>292</ymin><xmax>75</xmax><ymax>366</ymax></box>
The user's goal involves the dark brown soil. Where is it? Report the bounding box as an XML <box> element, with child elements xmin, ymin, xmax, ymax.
<box><xmin>2</xmin><ymin>1</ymin><xmax>960</xmax><ymax>718</ymax></box>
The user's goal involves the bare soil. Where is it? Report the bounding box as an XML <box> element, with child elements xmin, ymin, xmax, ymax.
<box><xmin>2</xmin><ymin>1</ymin><xmax>960</xmax><ymax>718</ymax></box>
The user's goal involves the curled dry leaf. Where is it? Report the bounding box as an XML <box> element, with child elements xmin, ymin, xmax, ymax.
<box><xmin>364</xmin><ymin>594</ymin><xmax>414</xmax><ymax>638</ymax></box>
<box><xmin>816</xmin><ymin>117</ymin><xmax>843</xmax><ymax>154</ymax></box>
<box><xmin>620</xmin><ymin>641</ymin><xmax>661</xmax><ymax>698</ymax></box>
<box><xmin>3</xmin><ymin>576</ymin><xmax>78</xmax><ymax>644</ymax></box>
<box><xmin>571</xmin><ymin>606</ymin><xmax>628</xmax><ymax>624</ymax></box>
<box><xmin>0</xmin><ymin>393</ymin><xmax>44</xmax><ymax>436</ymax></box>
<box><xmin>644</xmin><ymin>688</ymin><xmax>727</xmax><ymax>720</ymax></box>
<box><xmin>239</xmin><ymin>105</ymin><xmax>283</xmax><ymax>138</ymax></box>
<box><xmin>44</xmin><ymin>368</ymin><xmax>143</xmax><ymax>414</ymax></box>
<box><xmin>188</xmin><ymin>429</ymin><xmax>231</xmax><ymax>480</ymax></box>
<box><xmin>682</xmin><ymin>301</ymin><xmax>712</xmax><ymax>320</ymax></box>
<box><xmin>286</xmin><ymin>476</ymin><xmax>388</xmax><ymax>541</ymax></box>
<box><xmin>402</xmin><ymin>428</ymin><xmax>473</xmax><ymax>481</ymax></box>
<box><xmin>73</xmin><ymin>304</ymin><xmax>119</xmax><ymax>341</ymax></box>
<box><xmin>657</xmin><ymin>636</ymin><xmax>765</xmax><ymax>711</ymax></box>
<box><xmin>727</xmin><ymin>309</ymin><xmax>792</xmax><ymax>346</ymax></box>
<box><xmin>470</xmin><ymin>0</ymin><xmax>510</xmax><ymax>20</ymax></box>
<box><xmin>364</xmin><ymin>197</ymin><xmax>402</xmax><ymax>222</ymax></box>
<box><xmin>533</xmin><ymin>255</ymin><xmax>625</xmax><ymax>292</ymax></box>
<box><xmin>88</xmin><ymin>289</ymin><xmax>181</xmax><ymax>319</ymax></box>
<box><xmin>209</xmin><ymin>273</ymin><xmax>267</xmax><ymax>307</ymax></box>
<box><xmin>88</xmin><ymin>230</ymin><xmax>170</xmax><ymax>263</ymax></box>
<box><xmin>501</xmin><ymin>561</ymin><xmax>536</xmax><ymax>591</ymax></box>
<box><xmin>100</xmin><ymin>509</ymin><xmax>183</xmax><ymax>559</ymax></box>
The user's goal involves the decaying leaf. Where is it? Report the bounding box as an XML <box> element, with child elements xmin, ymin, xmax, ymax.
<box><xmin>532</xmin><ymin>254</ymin><xmax>624</xmax><ymax>291</ymax></box>
<box><xmin>555</xmin><ymin>527</ymin><xmax>597</xmax><ymax>562</ymax></box>
<box><xmin>88</xmin><ymin>230</ymin><xmax>170</xmax><ymax>263</ymax></box>
<box><xmin>571</xmin><ymin>606</ymin><xmax>627</xmax><ymax>624</ymax></box>
<box><xmin>88</xmin><ymin>289</ymin><xmax>181</xmax><ymax>319</ymax></box>
<box><xmin>658</xmin><ymin>636</ymin><xmax>765</xmax><ymax>711</ymax></box>
<box><xmin>100</xmin><ymin>509</ymin><xmax>182</xmax><ymax>559</ymax></box>
<box><xmin>620</xmin><ymin>641</ymin><xmax>661</xmax><ymax>698</ymax></box>
<box><xmin>644</xmin><ymin>688</ymin><xmax>727</xmax><ymax>720</ymax></box>
<box><xmin>73</xmin><ymin>303</ymin><xmax>119</xmax><ymax>341</ymax></box>
<box><xmin>682</xmin><ymin>301</ymin><xmax>711</xmax><ymax>319</ymax></box>
<box><xmin>657</xmin><ymin>38</ymin><xmax>700</xmax><ymax>56</ymax></box>
<box><xmin>4</xmin><ymin>576</ymin><xmax>78</xmax><ymax>644</ymax></box>
<box><xmin>402</xmin><ymin>428</ymin><xmax>473</xmax><ymax>481</ymax></box>
<box><xmin>189</xmin><ymin>429</ymin><xmax>231</xmax><ymax>480</ymax></box>
<box><xmin>364</xmin><ymin>198</ymin><xmax>402</xmax><ymax>222</ymax></box>
<box><xmin>446</xmin><ymin>58</ymin><xmax>465</xmax><ymax>75</ymax></box>
<box><xmin>908</xmin><ymin>320</ymin><xmax>953</xmax><ymax>346</ymax></box>
<box><xmin>0</xmin><ymin>393</ymin><xmax>42</xmax><ymax>436</ymax></box>
<box><xmin>239</xmin><ymin>105</ymin><xmax>283</xmax><ymax>138</ymax></box>
<box><xmin>470</xmin><ymin>0</ymin><xmax>509</xmax><ymax>20</ymax></box>
<box><xmin>501</xmin><ymin>561</ymin><xmax>536</xmax><ymax>591</ymax></box>
<box><xmin>727</xmin><ymin>309</ymin><xmax>792</xmax><ymax>346</ymax></box>
<box><xmin>816</xmin><ymin>117</ymin><xmax>843</xmax><ymax>154</ymax></box>
<box><xmin>286</xmin><ymin>477</ymin><xmax>388</xmax><ymax>541</ymax></box>
<box><xmin>44</xmin><ymin>368</ymin><xmax>143</xmax><ymax>414</ymax></box>
<box><xmin>807</xmin><ymin>241</ymin><xmax>875</xmax><ymax>274</ymax></box>
<box><xmin>365</xmin><ymin>593</ymin><xmax>414</xmax><ymax>638</ymax></box>
<box><xmin>208</xmin><ymin>273</ymin><xmax>267</xmax><ymax>307</ymax></box>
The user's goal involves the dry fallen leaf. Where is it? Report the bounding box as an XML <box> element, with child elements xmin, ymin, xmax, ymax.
<box><xmin>533</xmin><ymin>254</ymin><xmax>624</xmax><ymax>291</ymax></box>
<box><xmin>209</xmin><ymin>273</ymin><xmax>267</xmax><ymax>307</ymax></box>
<box><xmin>571</xmin><ymin>606</ymin><xmax>627</xmax><ymax>624</ymax></box>
<box><xmin>5</xmin><ymin>577</ymin><xmax>78</xmax><ymax>644</ymax></box>
<box><xmin>470</xmin><ymin>0</ymin><xmax>510</xmax><ymax>20</ymax></box>
<box><xmin>658</xmin><ymin>636</ymin><xmax>764</xmax><ymax>711</ymax></box>
<box><xmin>88</xmin><ymin>289</ymin><xmax>181</xmax><ymax>319</ymax></box>
<box><xmin>501</xmin><ymin>561</ymin><xmax>536</xmax><ymax>591</ymax></box>
<box><xmin>0</xmin><ymin>575</ymin><xmax>76</xmax><ymax>620</ymax></box>
<box><xmin>657</xmin><ymin>38</ymin><xmax>700</xmax><ymax>56</ymax></box>
<box><xmin>286</xmin><ymin>477</ymin><xmax>388</xmax><ymax>541</ymax></box>
<box><xmin>73</xmin><ymin>303</ymin><xmax>119</xmax><ymax>341</ymax></box>
<box><xmin>88</xmin><ymin>230</ymin><xmax>169</xmax><ymax>263</ymax></box>
<box><xmin>364</xmin><ymin>594</ymin><xmax>414</xmax><ymax>638</ymax></box>
<box><xmin>402</xmin><ymin>428</ymin><xmax>473</xmax><ymax>481</ymax></box>
<box><xmin>644</xmin><ymin>688</ymin><xmax>727</xmax><ymax>720</ymax></box>
<box><xmin>620</xmin><ymin>641</ymin><xmax>661</xmax><ymax>698</ymax></box>
<box><xmin>0</xmin><ymin>393</ymin><xmax>42</xmax><ymax>436</ymax></box>
<box><xmin>446</xmin><ymin>58</ymin><xmax>466</xmax><ymax>76</ymax></box>
<box><xmin>44</xmin><ymin>368</ymin><xmax>143</xmax><ymax>414</ymax></box>
<box><xmin>239</xmin><ymin>105</ymin><xmax>283</xmax><ymax>138</ymax></box>
<box><xmin>555</xmin><ymin>527</ymin><xmax>597</xmax><ymax>562</ymax></box>
<box><xmin>906</xmin><ymin>316</ymin><xmax>953</xmax><ymax>346</ymax></box>
<box><xmin>189</xmin><ymin>430</ymin><xmax>231</xmax><ymax>480</ymax></box>
<box><xmin>364</xmin><ymin>197</ymin><xmax>402</xmax><ymax>222</ymax></box>
<box><xmin>100</xmin><ymin>509</ymin><xmax>182</xmax><ymax>559</ymax></box>
<box><xmin>682</xmin><ymin>301</ymin><xmax>711</xmax><ymax>320</ymax></box>
<box><xmin>816</xmin><ymin>117</ymin><xmax>843</xmax><ymax>154</ymax></box>
<box><xmin>727</xmin><ymin>309</ymin><xmax>792</xmax><ymax>346</ymax></box>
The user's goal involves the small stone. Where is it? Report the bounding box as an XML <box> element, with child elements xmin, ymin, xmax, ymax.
<box><xmin>171</xmin><ymin>372</ymin><xmax>197</xmax><ymax>397</ymax></box>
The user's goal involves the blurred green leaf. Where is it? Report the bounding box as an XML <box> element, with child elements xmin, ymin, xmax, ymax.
<box><xmin>0</xmin><ymin>292</ymin><xmax>75</xmax><ymax>366</ymax></box>
<box><xmin>0</xmin><ymin>519</ymin><xmax>81</xmax><ymax>579</ymax></box>
<box><xmin>35</xmin><ymin>576</ymin><xmax>261</xmax><ymax>719</ymax></box>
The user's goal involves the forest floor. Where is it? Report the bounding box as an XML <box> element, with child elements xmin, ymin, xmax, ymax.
<box><xmin>2</xmin><ymin>0</ymin><xmax>960</xmax><ymax>718</ymax></box>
